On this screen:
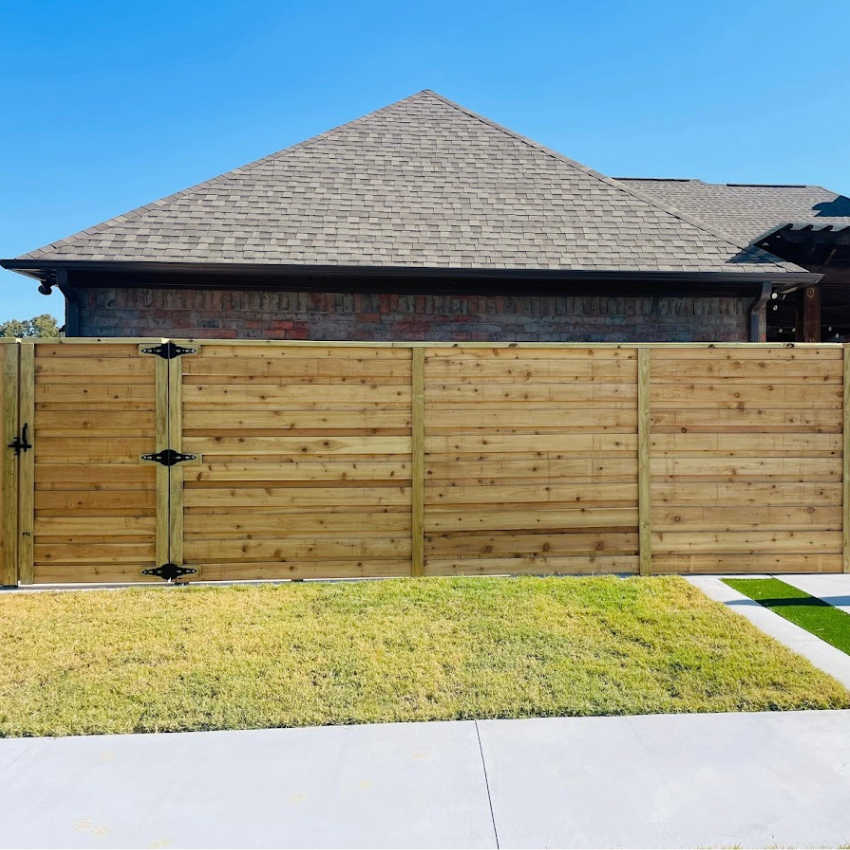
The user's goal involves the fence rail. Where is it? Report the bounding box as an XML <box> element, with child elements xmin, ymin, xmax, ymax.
<box><xmin>2</xmin><ymin>338</ymin><xmax>848</xmax><ymax>584</ymax></box>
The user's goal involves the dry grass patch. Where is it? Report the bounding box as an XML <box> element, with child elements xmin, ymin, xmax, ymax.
<box><xmin>1</xmin><ymin>575</ymin><xmax>847</xmax><ymax>737</ymax></box>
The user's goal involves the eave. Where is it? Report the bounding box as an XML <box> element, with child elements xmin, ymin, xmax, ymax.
<box><xmin>0</xmin><ymin>259</ymin><xmax>822</xmax><ymax>297</ymax></box>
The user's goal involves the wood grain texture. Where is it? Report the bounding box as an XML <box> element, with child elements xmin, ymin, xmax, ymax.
<box><xmin>649</xmin><ymin>346</ymin><xmax>844</xmax><ymax>574</ymax></box>
<box><xmin>1</xmin><ymin>343</ymin><xmax>18</xmax><ymax>584</ymax></box>
<box><xmin>29</xmin><ymin>343</ymin><xmax>158</xmax><ymax>584</ymax></box>
<box><xmin>411</xmin><ymin>348</ymin><xmax>425</xmax><ymax>576</ymax></box>
<box><xmin>844</xmin><ymin>345</ymin><xmax>850</xmax><ymax>572</ymax></box>
<box><xmin>638</xmin><ymin>348</ymin><xmax>651</xmax><ymax>576</ymax></box>
<box><xmin>17</xmin><ymin>345</ymin><xmax>34</xmax><ymax>584</ymax></box>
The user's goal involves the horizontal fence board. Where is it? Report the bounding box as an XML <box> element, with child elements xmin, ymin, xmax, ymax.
<box><xmin>425</xmin><ymin>434</ymin><xmax>638</xmax><ymax>454</ymax></box>
<box><xmin>652</xmin><ymin>505</ymin><xmax>842</xmax><ymax>532</ymax></box>
<box><xmin>425</xmin><ymin>507</ymin><xmax>638</xmax><ymax>532</ymax></box>
<box><xmin>424</xmin><ymin>555</ymin><xmax>639</xmax><ymax>575</ymax></box>
<box><xmin>426</xmin><ymin>531</ymin><xmax>638</xmax><ymax>557</ymax></box>
<box><xmin>182</xmin><ymin>436</ymin><xmax>412</xmax><ymax>455</ymax></box>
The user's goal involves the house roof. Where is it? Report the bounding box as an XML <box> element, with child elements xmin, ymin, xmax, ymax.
<box><xmin>12</xmin><ymin>91</ymin><xmax>803</xmax><ymax>275</ymax></box>
<box><xmin>615</xmin><ymin>178</ymin><xmax>850</xmax><ymax>246</ymax></box>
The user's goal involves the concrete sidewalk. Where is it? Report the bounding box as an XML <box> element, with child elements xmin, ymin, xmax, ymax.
<box><xmin>2</xmin><ymin>710</ymin><xmax>850</xmax><ymax>849</ymax></box>
<box><xmin>687</xmin><ymin>575</ymin><xmax>850</xmax><ymax>689</ymax></box>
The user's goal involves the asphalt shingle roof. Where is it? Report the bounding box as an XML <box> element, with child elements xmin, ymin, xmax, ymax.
<box><xmin>18</xmin><ymin>91</ymin><xmax>801</xmax><ymax>274</ymax></box>
<box><xmin>616</xmin><ymin>179</ymin><xmax>850</xmax><ymax>247</ymax></box>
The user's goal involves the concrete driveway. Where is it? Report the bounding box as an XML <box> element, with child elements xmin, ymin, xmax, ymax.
<box><xmin>2</xmin><ymin>709</ymin><xmax>850</xmax><ymax>849</ymax></box>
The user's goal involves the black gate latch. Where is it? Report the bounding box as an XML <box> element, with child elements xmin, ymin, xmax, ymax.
<box><xmin>8</xmin><ymin>423</ymin><xmax>32</xmax><ymax>456</ymax></box>
<box><xmin>140</xmin><ymin>341</ymin><xmax>197</xmax><ymax>359</ymax></box>
<box><xmin>140</xmin><ymin>449</ymin><xmax>197</xmax><ymax>466</ymax></box>
<box><xmin>142</xmin><ymin>563</ymin><xmax>198</xmax><ymax>582</ymax></box>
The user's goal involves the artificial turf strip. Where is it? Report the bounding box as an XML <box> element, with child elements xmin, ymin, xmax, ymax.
<box><xmin>1</xmin><ymin>575</ymin><xmax>849</xmax><ymax>738</ymax></box>
<box><xmin>723</xmin><ymin>578</ymin><xmax>850</xmax><ymax>656</ymax></box>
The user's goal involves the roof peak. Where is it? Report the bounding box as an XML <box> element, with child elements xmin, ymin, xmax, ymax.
<box><xmin>10</xmin><ymin>92</ymin><xmax>800</xmax><ymax>275</ymax></box>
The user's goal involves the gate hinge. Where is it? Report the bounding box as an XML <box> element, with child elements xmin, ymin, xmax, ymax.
<box><xmin>140</xmin><ymin>449</ymin><xmax>197</xmax><ymax>466</ymax></box>
<box><xmin>140</xmin><ymin>341</ymin><xmax>197</xmax><ymax>359</ymax></box>
<box><xmin>142</xmin><ymin>563</ymin><xmax>197</xmax><ymax>582</ymax></box>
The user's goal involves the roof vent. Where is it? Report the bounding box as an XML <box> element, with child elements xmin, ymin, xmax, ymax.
<box><xmin>725</xmin><ymin>183</ymin><xmax>807</xmax><ymax>188</ymax></box>
<box><xmin>614</xmin><ymin>177</ymin><xmax>694</xmax><ymax>183</ymax></box>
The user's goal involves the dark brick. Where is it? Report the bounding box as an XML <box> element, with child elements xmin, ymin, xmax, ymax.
<box><xmin>75</xmin><ymin>286</ymin><xmax>751</xmax><ymax>342</ymax></box>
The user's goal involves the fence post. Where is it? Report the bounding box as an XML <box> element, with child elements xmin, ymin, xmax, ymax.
<box><xmin>841</xmin><ymin>344</ymin><xmax>850</xmax><ymax>573</ymax></box>
<box><xmin>411</xmin><ymin>348</ymin><xmax>425</xmax><ymax>577</ymax></box>
<box><xmin>17</xmin><ymin>343</ymin><xmax>34</xmax><ymax>585</ymax></box>
<box><xmin>1</xmin><ymin>341</ymin><xmax>19</xmax><ymax>586</ymax></box>
<box><xmin>638</xmin><ymin>347</ymin><xmax>652</xmax><ymax>576</ymax></box>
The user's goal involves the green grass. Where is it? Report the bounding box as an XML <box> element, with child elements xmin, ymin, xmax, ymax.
<box><xmin>723</xmin><ymin>578</ymin><xmax>850</xmax><ymax>655</ymax></box>
<box><xmin>1</xmin><ymin>576</ymin><xmax>848</xmax><ymax>738</ymax></box>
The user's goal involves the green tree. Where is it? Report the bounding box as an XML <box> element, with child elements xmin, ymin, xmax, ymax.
<box><xmin>0</xmin><ymin>314</ymin><xmax>60</xmax><ymax>338</ymax></box>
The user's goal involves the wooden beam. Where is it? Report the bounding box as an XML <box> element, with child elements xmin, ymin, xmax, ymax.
<box><xmin>17</xmin><ymin>344</ymin><xmax>34</xmax><ymax>585</ymax></box>
<box><xmin>154</xmin><ymin>356</ymin><xmax>170</xmax><ymax>570</ymax></box>
<box><xmin>638</xmin><ymin>348</ymin><xmax>652</xmax><ymax>576</ymax></box>
<box><xmin>844</xmin><ymin>345</ymin><xmax>850</xmax><ymax>573</ymax></box>
<box><xmin>1</xmin><ymin>343</ymin><xmax>19</xmax><ymax>585</ymax></box>
<box><xmin>169</xmin><ymin>355</ymin><xmax>188</xmax><ymax>575</ymax></box>
<box><xmin>796</xmin><ymin>285</ymin><xmax>822</xmax><ymax>342</ymax></box>
<box><xmin>411</xmin><ymin>348</ymin><xmax>425</xmax><ymax>577</ymax></box>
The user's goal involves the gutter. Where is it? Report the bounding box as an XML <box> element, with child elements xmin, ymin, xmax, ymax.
<box><xmin>749</xmin><ymin>281</ymin><xmax>772</xmax><ymax>342</ymax></box>
<box><xmin>0</xmin><ymin>258</ymin><xmax>823</xmax><ymax>290</ymax></box>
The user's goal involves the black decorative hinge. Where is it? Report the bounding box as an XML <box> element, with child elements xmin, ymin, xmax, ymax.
<box><xmin>140</xmin><ymin>341</ymin><xmax>197</xmax><ymax>359</ymax></box>
<box><xmin>8</xmin><ymin>423</ymin><xmax>32</xmax><ymax>456</ymax></box>
<box><xmin>140</xmin><ymin>449</ymin><xmax>197</xmax><ymax>466</ymax></box>
<box><xmin>142</xmin><ymin>563</ymin><xmax>197</xmax><ymax>582</ymax></box>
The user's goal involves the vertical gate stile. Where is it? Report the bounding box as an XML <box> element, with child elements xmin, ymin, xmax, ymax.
<box><xmin>154</xmin><ymin>354</ymin><xmax>170</xmax><ymax>571</ymax></box>
<box><xmin>638</xmin><ymin>347</ymin><xmax>652</xmax><ymax>576</ymax></box>
<box><xmin>1</xmin><ymin>341</ymin><xmax>20</xmax><ymax>585</ymax></box>
<box><xmin>411</xmin><ymin>347</ymin><xmax>425</xmax><ymax>577</ymax></box>
<box><xmin>841</xmin><ymin>345</ymin><xmax>850</xmax><ymax>573</ymax></box>
<box><xmin>17</xmin><ymin>343</ymin><xmax>35</xmax><ymax>585</ymax></box>
<box><xmin>168</xmin><ymin>353</ymin><xmax>186</xmax><ymax>574</ymax></box>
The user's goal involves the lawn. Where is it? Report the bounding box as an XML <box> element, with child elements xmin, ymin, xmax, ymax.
<box><xmin>724</xmin><ymin>578</ymin><xmax>850</xmax><ymax>656</ymax></box>
<box><xmin>1</xmin><ymin>576</ymin><xmax>848</xmax><ymax>737</ymax></box>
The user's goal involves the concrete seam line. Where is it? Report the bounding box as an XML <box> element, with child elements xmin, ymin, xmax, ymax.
<box><xmin>475</xmin><ymin>720</ymin><xmax>500</xmax><ymax>849</ymax></box>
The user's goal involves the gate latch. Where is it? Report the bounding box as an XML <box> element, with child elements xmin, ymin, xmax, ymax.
<box><xmin>140</xmin><ymin>449</ymin><xmax>197</xmax><ymax>466</ymax></box>
<box><xmin>142</xmin><ymin>563</ymin><xmax>198</xmax><ymax>582</ymax></box>
<box><xmin>8</xmin><ymin>423</ymin><xmax>32</xmax><ymax>456</ymax></box>
<box><xmin>140</xmin><ymin>341</ymin><xmax>197</xmax><ymax>359</ymax></box>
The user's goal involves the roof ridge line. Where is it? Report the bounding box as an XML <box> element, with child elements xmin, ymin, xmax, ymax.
<box><xmin>22</xmin><ymin>92</ymin><xmax>432</xmax><ymax>258</ymax></box>
<box><xmin>424</xmin><ymin>91</ymin><xmax>794</xmax><ymax>273</ymax></box>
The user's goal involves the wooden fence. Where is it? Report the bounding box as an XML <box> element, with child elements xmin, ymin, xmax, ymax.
<box><xmin>1</xmin><ymin>338</ymin><xmax>848</xmax><ymax>584</ymax></box>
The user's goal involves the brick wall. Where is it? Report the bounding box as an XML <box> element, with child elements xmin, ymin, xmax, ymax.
<box><xmin>76</xmin><ymin>287</ymin><xmax>752</xmax><ymax>342</ymax></box>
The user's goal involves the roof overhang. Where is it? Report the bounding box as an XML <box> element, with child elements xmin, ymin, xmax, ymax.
<box><xmin>0</xmin><ymin>259</ymin><xmax>822</xmax><ymax>297</ymax></box>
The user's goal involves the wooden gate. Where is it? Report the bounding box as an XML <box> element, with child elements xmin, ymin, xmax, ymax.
<box><xmin>19</xmin><ymin>341</ymin><xmax>163</xmax><ymax>583</ymax></box>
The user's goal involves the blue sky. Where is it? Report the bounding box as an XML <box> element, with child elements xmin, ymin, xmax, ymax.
<box><xmin>2</xmin><ymin>0</ymin><xmax>849</xmax><ymax>324</ymax></box>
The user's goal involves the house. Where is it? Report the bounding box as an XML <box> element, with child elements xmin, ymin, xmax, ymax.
<box><xmin>1</xmin><ymin>90</ymin><xmax>825</xmax><ymax>342</ymax></box>
<box><xmin>617</xmin><ymin>179</ymin><xmax>850</xmax><ymax>341</ymax></box>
